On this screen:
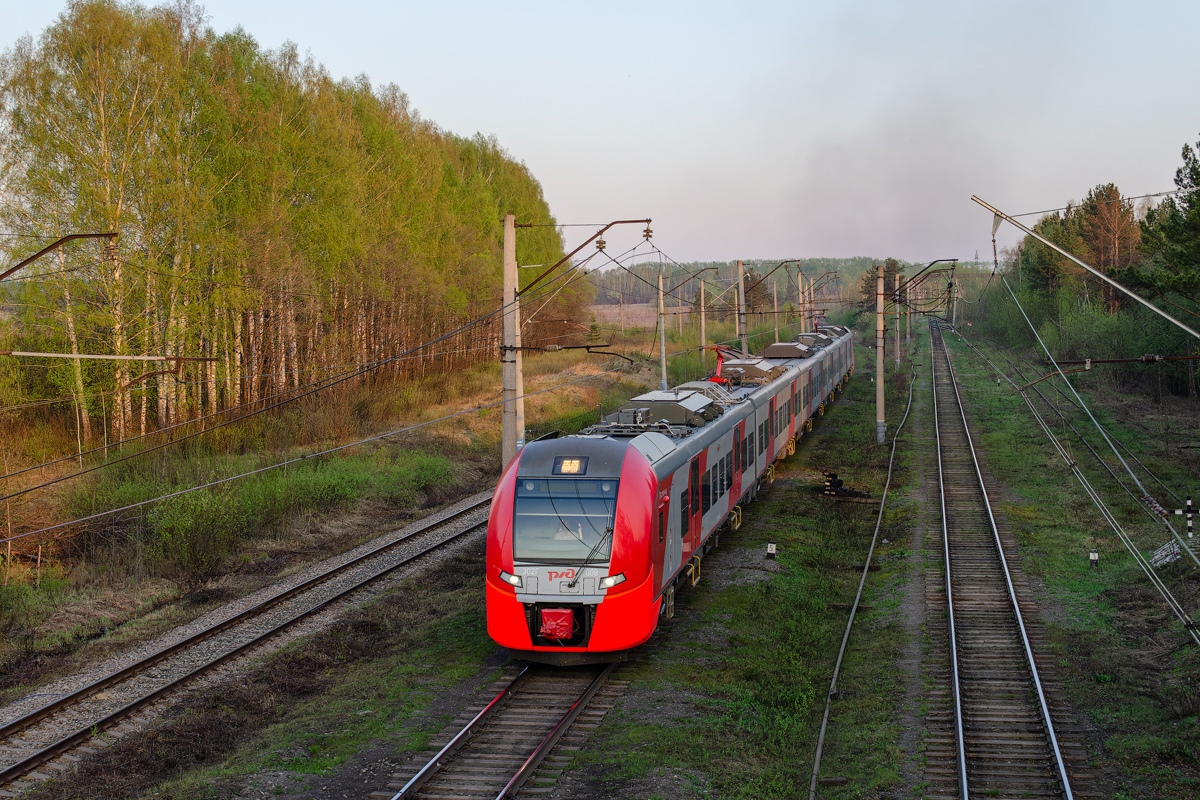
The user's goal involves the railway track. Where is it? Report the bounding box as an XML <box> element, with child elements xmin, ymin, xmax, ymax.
<box><xmin>375</xmin><ymin>663</ymin><xmax>623</xmax><ymax>800</ymax></box>
<box><xmin>923</xmin><ymin>324</ymin><xmax>1096</xmax><ymax>800</ymax></box>
<box><xmin>0</xmin><ymin>493</ymin><xmax>492</xmax><ymax>795</ymax></box>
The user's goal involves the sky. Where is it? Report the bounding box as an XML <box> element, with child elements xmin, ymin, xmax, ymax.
<box><xmin>3</xmin><ymin>0</ymin><xmax>1199</xmax><ymax>264</ymax></box>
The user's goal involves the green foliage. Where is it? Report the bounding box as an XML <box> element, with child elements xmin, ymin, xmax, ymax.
<box><xmin>86</xmin><ymin>449</ymin><xmax>453</xmax><ymax>583</ymax></box>
<box><xmin>1127</xmin><ymin>134</ymin><xmax>1200</xmax><ymax>307</ymax></box>
<box><xmin>148</xmin><ymin>489</ymin><xmax>241</xmax><ymax>583</ymax></box>
<box><xmin>0</xmin><ymin>0</ymin><xmax>574</xmax><ymax>445</ymax></box>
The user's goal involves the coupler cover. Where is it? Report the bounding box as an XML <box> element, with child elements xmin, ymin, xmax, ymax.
<box><xmin>539</xmin><ymin>608</ymin><xmax>574</xmax><ymax>640</ymax></box>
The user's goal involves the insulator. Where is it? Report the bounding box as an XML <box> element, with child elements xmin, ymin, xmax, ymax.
<box><xmin>596</xmin><ymin>237</ymin><xmax>606</xmax><ymax>251</ymax></box>
<box><xmin>643</xmin><ymin>226</ymin><xmax>653</xmax><ymax>240</ymax></box>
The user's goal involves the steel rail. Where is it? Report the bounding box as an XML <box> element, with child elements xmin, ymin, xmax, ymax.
<box><xmin>952</xmin><ymin>332</ymin><xmax>1200</xmax><ymax>645</ymax></box>
<box><xmin>932</xmin><ymin>325</ymin><xmax>969</xmax><ymax>799</ymax></box>
<box><xmin>494</xmin><ymin>663</ymin><xmax>616</xmax><ymax>800</ymax></box>
<box><xmin>390</xmin><ymin>666</ymin><xmax>533</xmax><ymax>799</ymax></box>
<box><xmin>933</xmin><ymin>325</ymin><xmax>1074</xmax><ymax>799</ymax></box>
<box><xmin>0</xmin><ymin>498</ymin><xmax>490</xmax><ymax>787</ymax></box>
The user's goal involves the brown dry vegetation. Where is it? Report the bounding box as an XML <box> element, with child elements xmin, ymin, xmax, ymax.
<box><xmin>0</xmin><ymin>341</ymin><xmax>657</xmax><ymax>701</ymax></box>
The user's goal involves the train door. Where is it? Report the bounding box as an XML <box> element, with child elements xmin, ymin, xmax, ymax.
<box><xmin>674</xmin><ymin>457</ymin><xmax>699</xmax><ymax>573</ymax></box>
<box><xmin>766</xmin><ymin>396</ymin><xmax>776</xmax><ymax>462</ymax></box>
<box><xmin>657</xmin><ymin>492</ymin><xmax>670</xmax><ymax>594</ymax></box>
<box><xmin>732</xmin><ymin>423</ymin><xmax>743</xmax><ymax>500</ymax></box>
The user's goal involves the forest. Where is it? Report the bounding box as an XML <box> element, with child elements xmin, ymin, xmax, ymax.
<box><xmin>0</xmin><ymin>0</ymin><xmax>580</xmax><ymax>449</ymax></box>
<box><xmin>957</xmin><ymin>135</ymin><xmax>1200</xmax><ymax>399</ymax></box>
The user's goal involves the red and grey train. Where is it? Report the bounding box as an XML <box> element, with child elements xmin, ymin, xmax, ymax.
<box><xmin>486</xmin><ymin>326</ymin><xmax>855</xmax><ymax>664</ymax></box>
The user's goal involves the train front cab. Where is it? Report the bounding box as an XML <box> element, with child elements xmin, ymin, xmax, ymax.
<box><xmin>485</xmin><ymin>438</ymin><xmax>660</xmax><ymax>665</ymax></box>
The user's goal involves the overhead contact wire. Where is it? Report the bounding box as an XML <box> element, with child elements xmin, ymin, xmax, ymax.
<box><xmin>999</xmin><ymin>277</ymin><xmax>1200</xmax><ymax>568</ymax></box>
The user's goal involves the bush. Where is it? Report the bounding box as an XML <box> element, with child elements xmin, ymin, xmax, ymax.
<box><xmin>148</xmin><ymin>489</ymin><xmax>241</xmax><ymax>584</ymax></box>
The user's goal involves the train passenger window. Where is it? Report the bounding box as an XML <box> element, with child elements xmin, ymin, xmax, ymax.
<box><xmin>702</xmin><ymin>471</ymin><xmax>711</xmax><ymax>513</ymax></box>
<box><xmin>679</xmin><ymin>491</ymin><xmax>688</xmax><ymax>538</ymax></box>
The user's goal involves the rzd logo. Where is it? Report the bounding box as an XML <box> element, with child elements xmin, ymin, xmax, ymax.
<box><xmin>547</xmin><ymin>569</ymin><xmax>576</xmax><ymax>581</ymax></box>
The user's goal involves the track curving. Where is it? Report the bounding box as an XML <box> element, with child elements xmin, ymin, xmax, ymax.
<box><xmin>922</xmin><ymin>323</ymin><xmax>1098</xmax><ymax>800</ymax></box>
<box><xmin>0</xmin><ymin>495</ymin><xmax>491</xmax><ymax>795</ymax></box>
<box><xmin>376</xmin><ymin>663</ymin><xmax>623</xmax><ymax>800</ymax></box>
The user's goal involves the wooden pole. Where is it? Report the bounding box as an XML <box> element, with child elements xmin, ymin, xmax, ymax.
<box><xmin>699</xmin><ymin>281</ymin><xmax>707</xmax><ymax>375</ymax></box>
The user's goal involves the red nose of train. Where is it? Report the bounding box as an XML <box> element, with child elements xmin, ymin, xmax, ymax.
<box><xmin>485</xmin><ymin>438</ymin><xmax>659</xmax><ymax>664</ymax></box>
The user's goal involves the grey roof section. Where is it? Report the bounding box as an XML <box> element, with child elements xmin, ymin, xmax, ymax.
<box><xmin>516</xmin><ymin>436</ymin><xmax>629</xmax><ymax>478</ymax></box>
<box><xmin>630</xmin><ymin>389</ymin><xmax>711</xmax><ymax>412</ymax></box>
<box><xmin>628</xmin><ymin>432</ymin><xmax>677</xmax><ymax>464</ymax></box>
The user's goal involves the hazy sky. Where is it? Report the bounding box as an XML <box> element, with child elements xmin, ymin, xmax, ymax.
<box><xmin>4</xmin><ymin>1</ymin><xmax>1199</xmax><ymax>263</ymax></box>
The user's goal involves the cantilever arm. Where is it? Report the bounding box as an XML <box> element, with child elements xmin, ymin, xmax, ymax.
<box><xmin>0</xmin><ymin>233</ymin><xmax>118</xmax><ymax>282</ymax></box>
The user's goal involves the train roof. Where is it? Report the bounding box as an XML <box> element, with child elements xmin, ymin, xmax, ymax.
<box><xmin>573</xmin><ymin>325</ymin><xmax>852</xmax><ymax>447</ymax></box>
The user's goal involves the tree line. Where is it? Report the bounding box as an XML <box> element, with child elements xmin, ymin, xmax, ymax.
<box><xmin>588</xmin><ymin>257</ymin><xmax>879</xmax><ymax>315</ymax></box>
<box><xmin>969</xmin><ymin>135</ymin><xmax>1200</xmax><ymax>399</ymax></box>
<box><xmin>0</xmin><ymin>0</ymin><xmax>580</xmax><ymax>447</ymax></box>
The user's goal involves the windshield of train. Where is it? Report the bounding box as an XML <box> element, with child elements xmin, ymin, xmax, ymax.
<box><xmin>513</xmin><ymin>478</ymin><xmax>618</xmax><ymax>562</ymax></box>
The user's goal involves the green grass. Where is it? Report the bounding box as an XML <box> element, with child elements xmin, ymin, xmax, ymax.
<box><xmin>941</xmin><ymin>330</ymin><xmax>1200</xmax><ymax>798</ymax></box>
<box><xmin>568</xmin><ymin>334</ymin><xmax>918</xmax><ymax>798</ymax></box>
<box><xmin>67</xmin><ymin>448</ymin><xmax>454</xmax><ymax>584</ymax></box>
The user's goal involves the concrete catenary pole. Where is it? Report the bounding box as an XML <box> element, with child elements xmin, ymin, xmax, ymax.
<box><xmin>804</xmin><ymin>275</ymin><xmax>813</xmax><ymax>333</ymax></box>
<box><xmin>658</xmin><ymin>272</ymin><xmax>668</xmax><ymax>391</ymax></box>
<box><xmin>737</xmin><ymin>259</ymin><xmax>749</xmax><ymax>357</ymax></box>
<box><xmin>876</xmin><ymin>264</ymin><xmax>886</xmax><ymax>444</ymax></box>
<box><xmin>894</xmin><ymin>271</ymin><xmax>901</xmax><ymax>367</ymax></box>
<box><xmin>501</xmin><ymin>213</ymin><xmax>525</xmax><ymax>468</ymax></box>
<box><xmin>951</xmin><ymin>275</ymin><xmax>959</xmax><ymax>326</ymax></box>
<box><xmin>773</xmin><ymin>282</ymin><xmax>780</xmax><ymax>343</ymax></box>
<box><xmin>904</xmin><ymin>277</ymin><xmax>911</xmax><ymax>344</ymax></box>
<box><xmin>699</xmin><ymin>280</ymin><xmax>707</xmax><ymax>374</ymax></box>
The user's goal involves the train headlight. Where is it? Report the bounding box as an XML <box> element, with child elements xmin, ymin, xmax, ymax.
<box><xmin>498</xmin><ymin>570</ymin><xmax>523</xmax><ymax>589</ymax></box>
<box><xmin>598</xmin><ymin>573</ymin><xmax>626</xmax><ymax>590</ymax></box>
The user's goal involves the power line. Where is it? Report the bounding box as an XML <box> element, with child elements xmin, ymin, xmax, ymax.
<box><xmin>998</xmin><ymin>275</ymin><xmax>1200</xmax><ymax>568</ymax></box>
<box><xmin>0</xmin><ymin>260</ymin><xmax>588</xmax><ymax>498</ymax></box>
<box><xmin>1009</xmin><ymin>189</ymin><xmax>1183</xmax><ymax>219</ymax></box>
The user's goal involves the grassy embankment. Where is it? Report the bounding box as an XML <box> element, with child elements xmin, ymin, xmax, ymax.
<box><xmin>941</xmin><ymin>330</ymin><xmax>1199</xmax><ymax>799</ymax></box>
<box><xmin>0</xmin><ymin>316</ymin><xmax>789</xmax><ymax>699</ymax></box>
<box><xmin>0</xmin><ymin>344</ymin><xmax>648</xmax><ymax>693</ymax></box>
<box><xmin>16</xmin><ymin>316</ymin><xmax>813</xmax><ymax>799</ymax></box>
